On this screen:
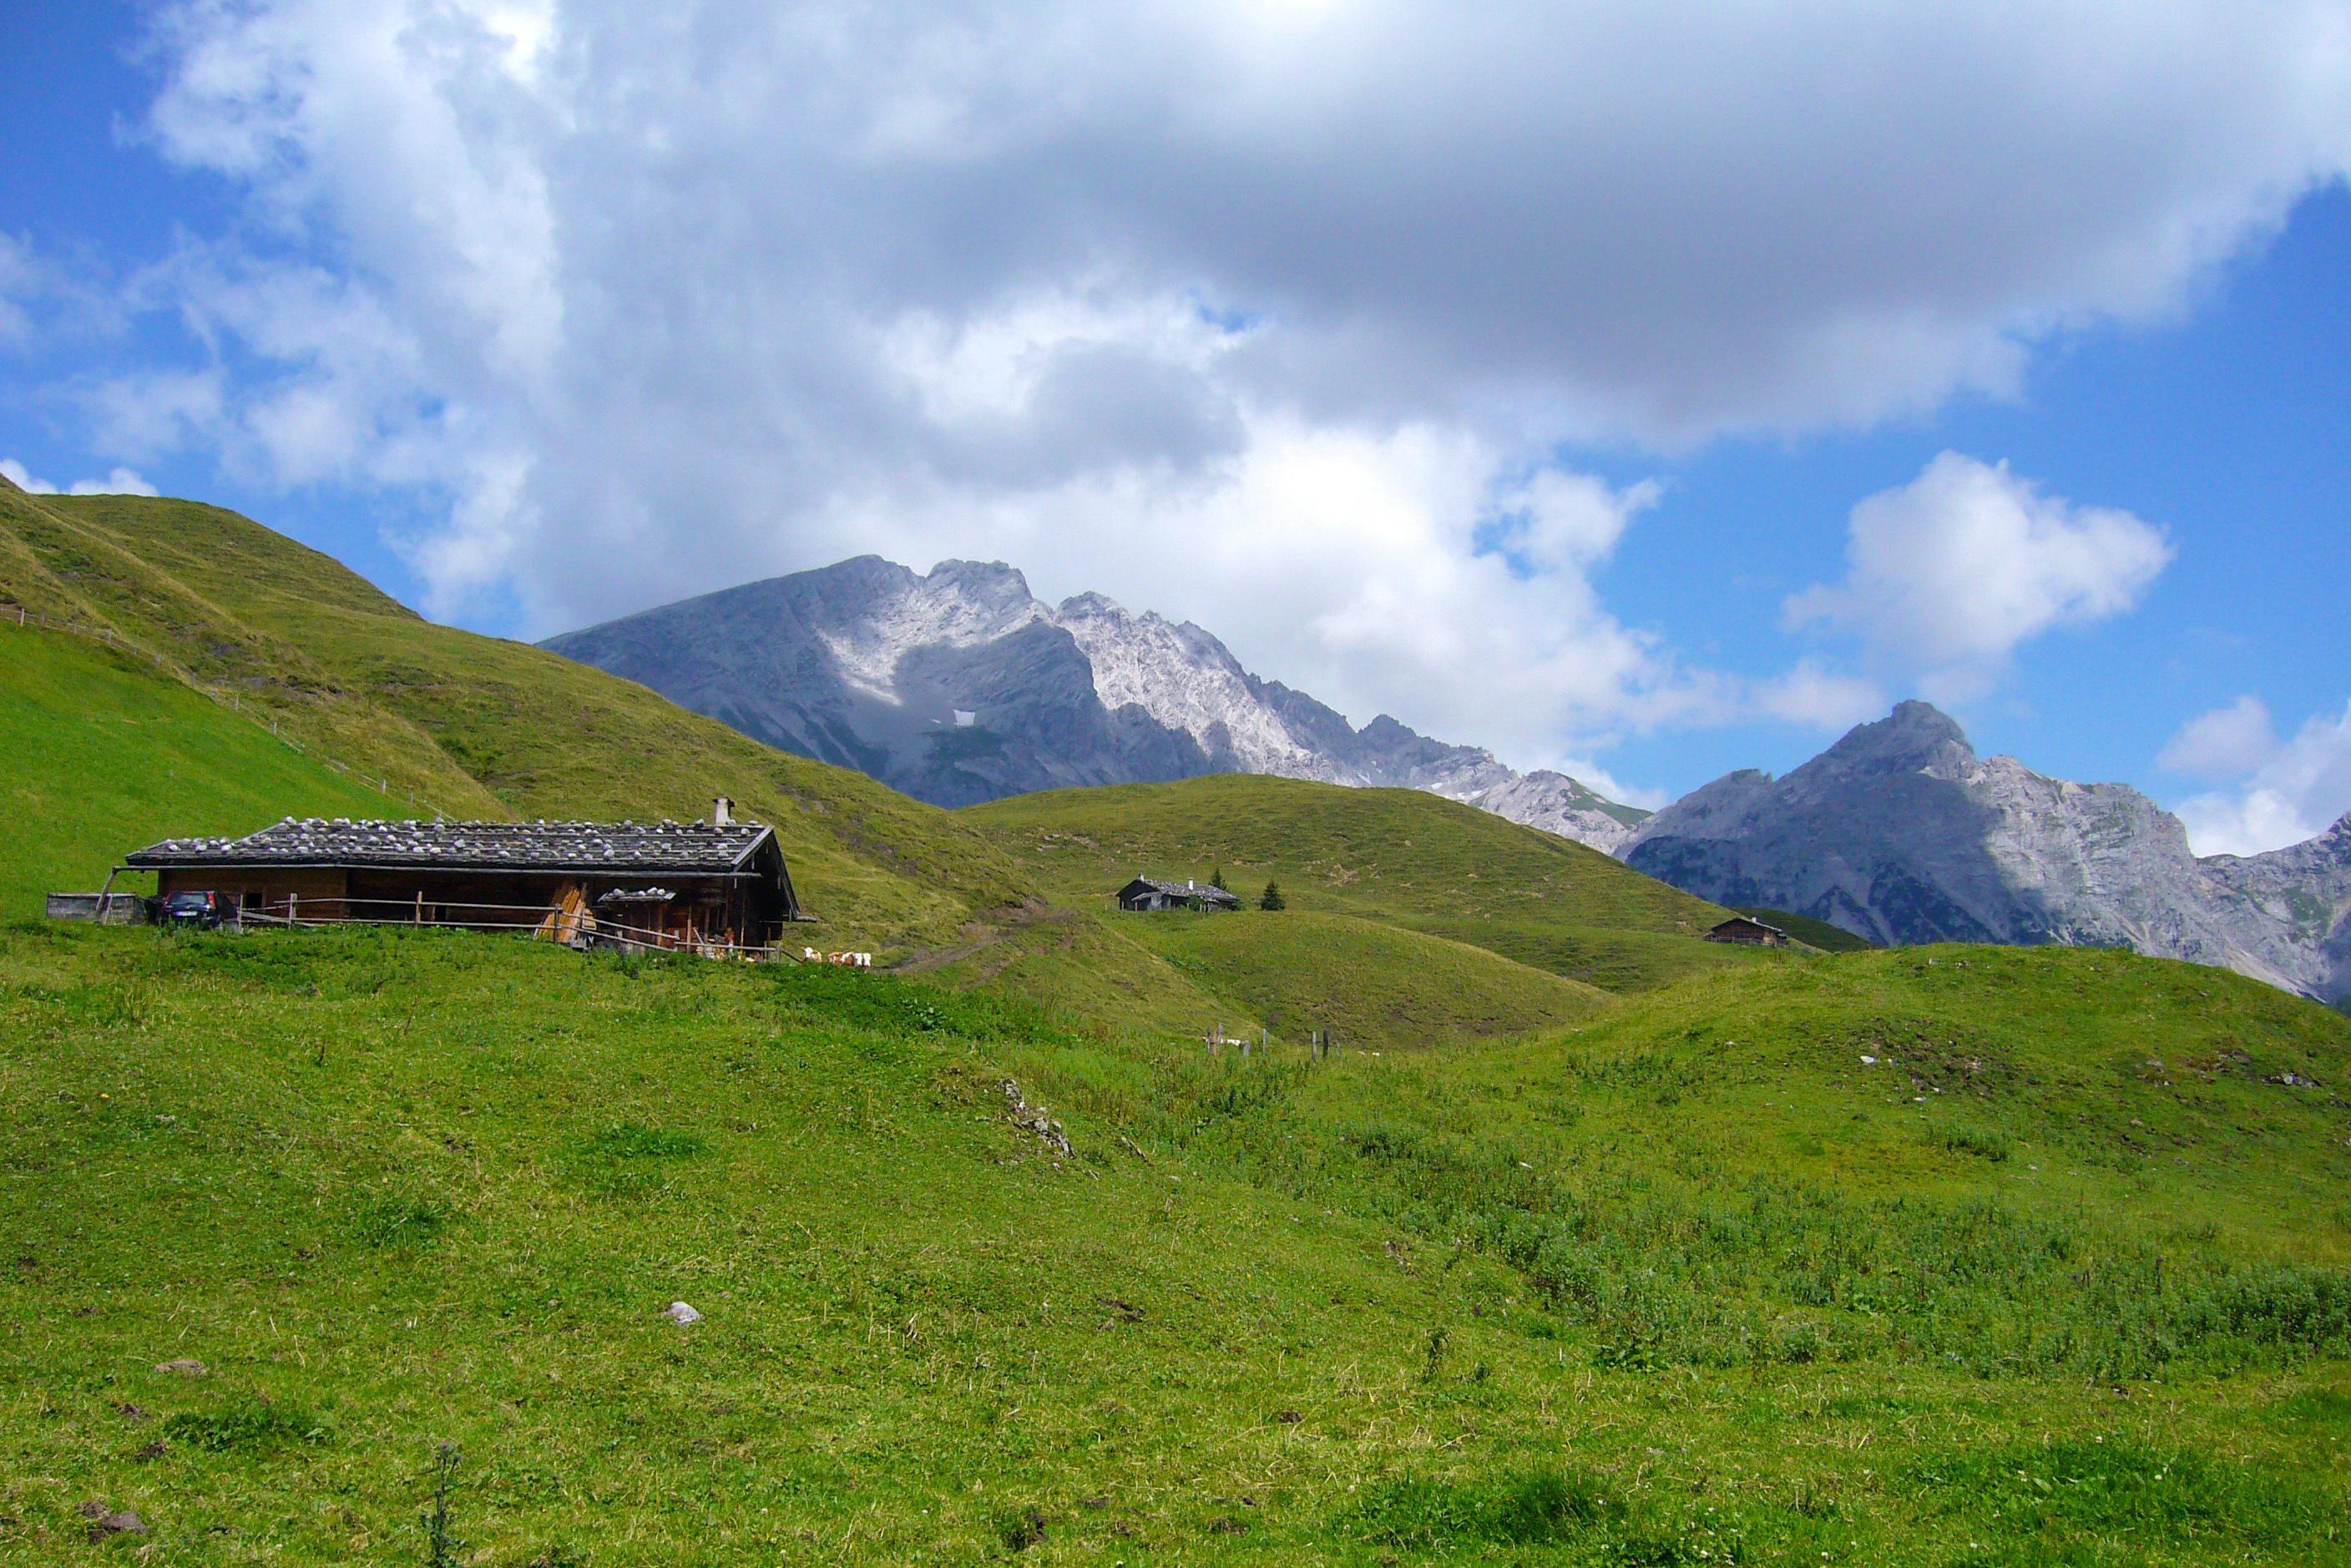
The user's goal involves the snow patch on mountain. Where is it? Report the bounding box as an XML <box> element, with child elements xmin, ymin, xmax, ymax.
<box><xmin>1053</xmin><ymin>594</ymin><xmax>1324</xmax><ymax>776</ymax></box>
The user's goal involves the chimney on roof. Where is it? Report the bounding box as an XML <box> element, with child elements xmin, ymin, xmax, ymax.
<box><xmin>712</xmin><ymin>795</ymin><xmax>734</xmax><ymax>827</ymax></box>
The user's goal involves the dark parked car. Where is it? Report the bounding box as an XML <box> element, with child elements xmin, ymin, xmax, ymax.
<box><xmin>158</xmin><ymin>890</ymin><xmax>230</xmax><ymax>930</ymax></box>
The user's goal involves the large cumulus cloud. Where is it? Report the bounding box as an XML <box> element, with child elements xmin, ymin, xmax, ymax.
<box><xmin>67</xmin><ymin>0</ymin><xmax>2351</xmax><ymax>765</ymax></box>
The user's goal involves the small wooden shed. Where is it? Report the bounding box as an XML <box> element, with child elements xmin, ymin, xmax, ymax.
<box><xmin>1117</xmin><ymin>876</ymin><xmax>1242</xmax><ymax>913</ymax></box>
<box><xmin>1704</xmin><ymin>914</ymin><xmax>1789</xmax><ymax>947</ymax></box>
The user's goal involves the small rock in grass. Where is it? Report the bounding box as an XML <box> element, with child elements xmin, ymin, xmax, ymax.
<box><xmin>134</xmin><ymin>1439</ymin><xmax>168</xmax><ymax>1463</ymax></box>
<box><xmin>662</xmin><ymin>1301</ymin><xmax>701</xmax><ymax>1326</ymax></box>
<box><xmin>1274</xmin><ymin>1409</ymin><xmax>1302</xmax><ymax>1424</ymax></box>
<box><xmin>154</xmin><ymin>1358</ymin><xmax>207</xmax><ymax>1377</ymax></box>
<box><xmin>78</xmin><ymin>1503</ymin><xmax>148</xmax><ymax>1540</ymax></box>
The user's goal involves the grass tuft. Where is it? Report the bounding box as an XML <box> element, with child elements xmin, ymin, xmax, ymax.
<box><xmin>164</xmin><ymin>1399</ymin><xmax>331</xmax><ymax>1453</ymax></box>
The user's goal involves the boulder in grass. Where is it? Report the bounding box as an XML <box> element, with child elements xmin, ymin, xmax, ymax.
<box><xmin>662</xmin><ymin>1301</ymin><xmax>701</xmax><ymax>1326</ymax></box>
<box><xmin>154</xmin><ymin>1358</ymin><xmax>207</xmax><ymax>1377</ymax></box>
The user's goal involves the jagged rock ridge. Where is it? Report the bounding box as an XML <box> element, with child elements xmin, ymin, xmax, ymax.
<box><xmin>542</xmin><ymin>557</ymin><xmax>1646</xmax><ymax>847</ymax></box>
<box><xmin>1623</xmin><ymin>701</ymin><xmax>2351</xmax><ymax>1004</ymax></box>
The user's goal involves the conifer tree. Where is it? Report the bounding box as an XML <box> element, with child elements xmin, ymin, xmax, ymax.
<box><xmin>1259</xmin><ymin>880</ymin><xmax>1286</xmax><ymax>911</ymax></box>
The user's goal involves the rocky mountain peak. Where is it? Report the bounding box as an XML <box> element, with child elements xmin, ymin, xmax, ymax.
<box><xmin>1819</xmin><ymin>699</ymin><xmax>1974</xmax><ymax>774</ymax></box>
<box><xmin>1055</xmin><ymin>590</ymin><xmax>1125</xmax><ymax>620</ymax></box>
<box><xmin>800</xmin><ymin>554</ymin><xmax>918</xmax><ymax>595</ymax></box>
<box><xmin>922</xmin><ymin>559</ymin><xmax>1035</xmax><ymax>610</ymax></box>
<box><xmin>1626</xmin><ymin>701</ymin><xmax>2351</xmax><ymax>1005</ymax></box>
<box><xmin>542</xmin><ymin>551</ymin><xmax>1646</xmax><ymax>852</ymax></box>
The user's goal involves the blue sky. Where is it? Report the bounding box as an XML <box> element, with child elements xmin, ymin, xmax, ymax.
<box><xmin>4</xmin><ymin>1</ymin><xmax>2348</xmax><ymax>852</ymax></box>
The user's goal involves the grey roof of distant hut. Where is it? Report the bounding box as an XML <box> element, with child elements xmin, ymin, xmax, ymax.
<box><xmin>126</xmin><ymin>817</ymin><xmax>776</xmax><ymax>876</ymax></box>
<box><xmin>1708</xmin><ymin>914</ymin><xmax>1787</xmax><ymax>937</ymax></box>
<box><xmin>1122</xmin><ymin>876</ymin><xmax>1243</xmax><ymax>907</ymax></box>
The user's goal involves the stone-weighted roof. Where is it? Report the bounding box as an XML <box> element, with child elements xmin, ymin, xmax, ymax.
<box><xmin>1123</xmin><ymin>875</ymin><xmax>1242</xmax><ymax>906</ymax></box>
<box><xmin>127</xmin><ymin>817</ymin><xmax>774</xmax><ymax>875</ymax></box>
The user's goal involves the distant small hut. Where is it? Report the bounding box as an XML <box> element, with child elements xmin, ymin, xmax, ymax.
<box><xmin>1705</xmin><ymin>914</ymin><xmax>1788</xmax><ymax>947</ymax></box>
<box><xmin>1117</xmin><ymin>876</ymin><xmax>1242</xmax><ymax>913</ymax></box>
<box><xmin>109</xmin><ymin>797</ymin><xmax>800</xmax><ymax>953</ymax></box>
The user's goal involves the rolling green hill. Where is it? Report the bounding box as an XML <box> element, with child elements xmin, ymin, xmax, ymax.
<box><xmin>962</xmin><ymin>773</ymin><xmax>1779</xmax><ymax>996</ymax></box>
<box><xmin>0</xmin><ymin>484</ymin><xmax>1782</xmax><ymax>1043</ymax></box>
<box><xmin>963</xmin><ymin>773</ymin><xmax>1719</xmax><ymax>932</ymax></box>
<box><xmin>1122</xmin><ymin>908</ymin><xmax>1610</xmax><ymax>1048</ymax></box>
<box><xmin>1734</xmin><ymin>905</ymin><xmax>1880</xmax><ymax>953</ymax></box>
<box><xmin>0</xmin><ymin>483</ymin><xmax>1025</xmax><ymax>953</ymax></box>
<box><xmin>2</xmin><ymin>923</ymin><xmax>2343</xmax><ymax>1561</ymax></box>
<box><xmin>0</xmin><ymin>624</ymin><xmax>402</xmax><ymax>910</ymax></box>
<box><xmin>0</xmin><ymin>482</ymin><xmax>1282</xmax><ymax>1037</ymax></box>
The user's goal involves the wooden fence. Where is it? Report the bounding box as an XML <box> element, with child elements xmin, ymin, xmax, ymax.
<box><xmin>235</xmin><ymin>893</ymin><xmax>782</xmax><ymax>961</ymax></box>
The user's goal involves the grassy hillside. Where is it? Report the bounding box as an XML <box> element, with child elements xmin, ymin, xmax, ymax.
<box><xmin>0</xmin><ymin>624</ymin><xmax>403</xmax><ymax>911</ymax></box>
<box><xmin>0</xmin><ymin>478</ymin><xmax>1773</xmax><ymax>1030</ymax></box>
<box><xmin>899</xmin><ymin>899</ymin><xmax>1275</xmax><ymax>1043</ymax></box>
<box><xmin>964</xmin><ymin>774</ymin><xmax>1718</xmax><ymax>931</ymax></box>
<box><xmin>1123</xmin><ymin>908</ymin><xmax>1611</xmax><ymax>1048</ymax></box>
<box><xmin>0</xmin><ymin>483</ymin><xmax>1285</xmax><ymax>1034</ymax></box>
<box><xmin>1735</xmin><ymin>905</ymin><xmax>1880</xmax><ymax>953</ymax></box>
<box><xmin>0</xmin><ymin>485</ymin><xmax>1045</xmax><ymax>955</ymax></box>
<box><xmin>963</xmin><ymin>774</ymin><xmax>1771</xmax><ymax>995</ymax></box>
<box><xmin>3</xmin><ymin>922</ymin><xmax>2344</xmax><ymax>1562</ymax></box>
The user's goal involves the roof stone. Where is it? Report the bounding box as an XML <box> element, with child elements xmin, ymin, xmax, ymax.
<box><xmin>127</xmin><ymin>817</ymin><xmax>771</xmax><ymax>874</ymax></box>
<box><xmin>1126</xmin><ymin>875</ymin><xmax>1242</xmax><ymax>904</ymax></box>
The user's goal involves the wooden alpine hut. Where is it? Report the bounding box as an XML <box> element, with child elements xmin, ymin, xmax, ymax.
<box><xmin>119</xmin><ymin>797</ymin><xmax>800</xmax><ymax>953</ymax></box>
<box><xmin>1116</xmin><ymin>876</ymin><xmax>1243</xmax><ymax>913</ymax></box>
<box><xmin>1704</xmin><ymin>914</ymin><xmax>1789</xmax><ymax>947</ymax></box>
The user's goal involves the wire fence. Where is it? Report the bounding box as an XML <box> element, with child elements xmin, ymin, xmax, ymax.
<box><xmin>1</xmin><ymin>599</ymin><xmax>453</xmax><ymax>820</ymax></box>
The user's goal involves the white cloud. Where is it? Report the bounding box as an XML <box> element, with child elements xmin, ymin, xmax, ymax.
<box><xmin>72</xmin><ymin>468</ymin><xmax>162</xmax><ymax>496</ymax></box>
<box><xmin>1751</xmin><ymin>661</ymin><xmax>1889</xmax><ymax>732</ymax></box>
<box><xmin>807</xmin><ymin>410</ymin><xmax>1693</xmax><ymax>766</ymax></box>
<box><xmin>1</xmin><ymin>458</ymin><xmax>161</xmax><ymax>496</ymax></box>
<box><xmin>1784</xmin><ymin>453</ymin><xmax>2174</xmax><ymax>699</ymax></box>
<box><xmin>2172</xmin><ymin>699</ymin><xmax>2351</xmax><ymax>855</ymax></box>
<box><xmin>78</xmin><ymin>369</ymin><xmax>227</xmax><ymax>463</ymax></box>
<box><xmin>2159</xmin><ymin>694</ymin><xmax>2278</xmax><ymax>780</ymax></box>
<box><xmin>18</xmin><ymin>0</ymin><xmax>2346</xmax><ymax>768</ymax></box>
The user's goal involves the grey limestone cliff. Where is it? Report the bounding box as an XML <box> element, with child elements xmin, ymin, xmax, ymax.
<box><xmin>1624</xmin><ymin>701</ymin><xmax>2351</xmax><ymax>1004</ymax></box>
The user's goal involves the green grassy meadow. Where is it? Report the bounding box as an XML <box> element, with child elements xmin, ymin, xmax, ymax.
<box><xmin>1110</xmin><ymin>908</ymin><xmax>1611</xmax><ymax>1048</ymax></box>
<box><xmin>961</xmin><ymin>774</ymin><xmax>1727</xmax><ymax>941</ymax></box>
<box><xmin>960</xmin><ymin>775</ymin><xmax>1789</xmax><ymax>1017</ymax></box>
<box><xmin>1731</xmin><ymin>908</ymin><xmax>1880</xmax><ymax>954</ymax></box>
<box><xmin>4</xmin><ymin>484</ymin><xmax>2349</xmax><ymax>1562</ymax></box>
<box><xmin>0</xmin><ymin>625</ymin><xmax>402</xmax><ymax>910</ymax></box>
<box><xmin>2</xmin><ymin>923</ymin><xmax>2344</xmax><ymax>1563</ymax></box>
